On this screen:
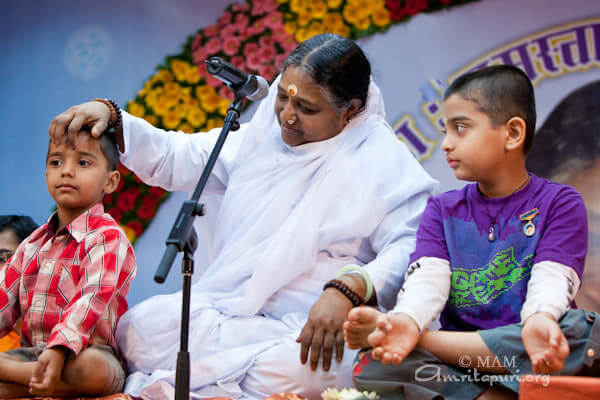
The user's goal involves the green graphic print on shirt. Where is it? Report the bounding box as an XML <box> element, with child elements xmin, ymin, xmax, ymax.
<box><xmin>448</xmin><ymin>247</ymin><xmax>534</xmax><ymax>308</ymax></box>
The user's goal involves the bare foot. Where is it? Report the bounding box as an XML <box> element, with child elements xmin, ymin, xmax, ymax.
<box><xmin>369</xmin><ymin>313</ymin><xmax>420</xmax><ymax>365</ymax></box>
<box><xmin>522</xmin><ymin>312</ymin><xmax>569</xmax><ymax>374</ymax></box>
<box><xmin>344</xmin><ymin>306</ymin><xmax>381</xmax><ymax>349</ymax></box>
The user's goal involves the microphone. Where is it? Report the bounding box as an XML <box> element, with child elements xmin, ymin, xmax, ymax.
<box><xmin>204</xmin><ymin>56</ymin><xmax>269</xmax><ymax>101</ymax></box>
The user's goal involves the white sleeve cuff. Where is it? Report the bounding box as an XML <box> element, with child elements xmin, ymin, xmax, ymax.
<box><xmin>520</xmin><ymin>260</ymin><xmax>580</xmax><ymax>323</ymax></box>
<box><xmin>390</xmin><ymin>257</ymin><xmax>451</xmax><ymax>331</ymax></box>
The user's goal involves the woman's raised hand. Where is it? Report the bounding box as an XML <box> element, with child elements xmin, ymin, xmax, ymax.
<box><xmin>49</xmin><ymin>101</ymin><xmax>113</xmax><ymax>145</ymax></box>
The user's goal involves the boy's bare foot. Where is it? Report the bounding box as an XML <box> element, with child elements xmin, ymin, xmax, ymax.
<box><xmin>344</xmin><ymin>306</ymin><xmax>382</xmax><ymax>349</ymax></box>
<box><xmin>344</xmin><ymin>306</ymin><xmax>381</xmax><ymax>349</ymax></box>
<box><xmin>369</xmin><ymin>313</ymin><xmax>420</xmax><ymax>365</ymax></box>
<box><xmin>522</xmin><ymin>312</ymin><xmax>569</xmax><ymax>374</ymax></box>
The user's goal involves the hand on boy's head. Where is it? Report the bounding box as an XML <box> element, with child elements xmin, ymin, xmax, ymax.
<box><xmin>29</xmin><ymin>347</ymin><xmax>68</xmax><ymax>396</ymax></box>
<box><xmin>49</xmin><ymin>101</ymin><xmax>111</xmax><ymax>146</ymax></box>
<box><xmin>522</xmin><ymin>312</ymin><xmax>569</xmax><ymax>374</ymax></box>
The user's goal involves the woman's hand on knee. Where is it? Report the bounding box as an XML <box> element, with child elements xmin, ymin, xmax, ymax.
<box><xmin>297</xmin><ymin>289</ymin><xmax>353</xmax><ymax>372</ymax></box>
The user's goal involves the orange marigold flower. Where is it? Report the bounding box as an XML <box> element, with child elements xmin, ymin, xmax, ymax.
<box><xmin>162</xmin><ymin>110</ymin><xmax>181</xmax><ymax>130</ymax></box>
<box><xmin>127</xmin><ymin>101</ymin><xmax>146</xmax><ymax>118</ymax></box>
<box><xmin>372</xmin><ymin>7</ymin><xmax>391</xmax><ymax>27</ymax></box>
<box><xmin>354</xmin><ymin>16</ymin><xmax>371</xmax><ymax>30</ymax></box>
<box><xmin>186</xmin><ymin>108</ymin><xmax>207</xmax><ymax>127</ymax></box>
<box><xmin>144</xmin><ymin>115</ymin><xmax>158</xmax><ymax>126</ymax></box>
<box><xmin>326</xmin><ymin>0</ymin><xmax>343</xmax><ymax>9</ymax></box>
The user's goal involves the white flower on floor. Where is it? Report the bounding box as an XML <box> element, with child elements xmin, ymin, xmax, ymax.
<box><xmin>321</xmin><ymin>387</ymin><xmax>380</xmax><ymax>400</ymax></box>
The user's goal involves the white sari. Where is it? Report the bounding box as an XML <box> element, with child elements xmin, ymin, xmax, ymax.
<box><xmin>116</xmin><ymin>77</ymin><xmax>438</xmax><ymax>399</ymax></box>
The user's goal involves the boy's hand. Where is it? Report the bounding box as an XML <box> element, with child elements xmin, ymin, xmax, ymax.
<box><xmin>522</xmin><ymin>312</ymin><xmax>569</xmax><ymax>374</ymax></box>
<box><xmin>369</xmin><ymin>312</ymin><xmax>420</xmax><ymax>365</ymax></box>
<box><xmin>29</xmin><ymin>347</ymin><xmax>68</xmax><ymax>396</ymax></box>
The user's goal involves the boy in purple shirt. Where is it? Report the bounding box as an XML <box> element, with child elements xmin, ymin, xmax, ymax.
<box><xmin>344</xmin><ymin>65</ymin><xmax>597</xmax><ymax>399</ymax></box>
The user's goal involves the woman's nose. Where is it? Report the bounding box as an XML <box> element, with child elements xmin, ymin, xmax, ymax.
<box><xmin>279</xmin><ymin>102</ymin><xmax>295</xmax><ymax>124</ymax></box>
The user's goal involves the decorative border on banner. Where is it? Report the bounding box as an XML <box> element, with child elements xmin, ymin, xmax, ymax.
<box><xmin>448</xmin><ymin>17</ymin><xmax>600</xmax><ymax>85</ymax></box>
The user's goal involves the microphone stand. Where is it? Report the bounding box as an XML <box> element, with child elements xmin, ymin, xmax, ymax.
<box><xmin>154</xmin><ymin>93</ymin><xmax>245</xmax><ymax>400</ymax></box>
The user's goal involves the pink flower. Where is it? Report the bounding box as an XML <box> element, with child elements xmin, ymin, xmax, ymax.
<box><xmin>234</xmin><ymin>13</ymin><xmax>249</xmax><ymax>31</ymax></box>
<box><xmin>259</xmin><ymin>64</ymin><xmax>278</xmax><ymax>81</ymax></box>
<box><xmin>232</xmin><ymin>2</ymin><xmax>250</xmax><ymax>12</ymax></box>
<box><xmin>218</xmin><ymin>11</ymin><xmax>232</xmax><ymax>26</ymax></box>
<box><xmin>259</xmin><ymin>45</ymin><xmax>276</xmax><ymax>63</ymax></box>
<box><xmin>262</xmin><ymin>0</ymin><xmax>279</xmax><ymax>13</ymax></box>
<box><xmin>230</xmin><ymin>55</ymin><xmax>245</xmax><ymax>70</ymax></box>
<box><xmin>205</xmin><ymin>37</ymin><xmax>222</xmax><ymax>55</ymax></box>
<box><xmin>191</xmin><ymin>33</ymin><xmax>204</xmax><ymax>51</ymax></box>
<box><xmin>278</xmin><ymin>35</ymin><xmax>298</xmax><ymax>53</ymax></box>
<box><xmin>251</xmin><ymin>1</ymin><xmax>265</xmax><ymax>16</ymax></box>
<box><xmin>237</xmin><ymin>29</ymin><xmax>250</xmax><ymax>41</ymax></box>
<box><xmin>263</xmin><ymin>11</ymin><xmax>283</xmax><ymax>30</ymax></box>
<box><xmin>223</xmin><ymin>36</ymin><xmax>241</xmax><ymax>56</ymax></box>
<box><xmin>219</xmin><ymin>85</ymin><xmax>235</xmax><ymax>101</ymax></box>
<box><xmin>243</xmin><ymin>42</ymin><xmax>259</xmax><ymax>57</ymax></box>
<box><xmin>193</xmin><ymin>47</ymin><xmax>208</xmax><ymax>65</ymax></box>
<box><xmin>204</xmin><ymin>24</ymin><xmax>220</xmax><ymax>37</ymax></box>
<box><xmin>246</xmin><ymin>53</ymin><xmax>262</xmax><ymax>71</ymax></box>
<box><xmin>259</xmin><ymin>34</ymin><xmax>275</xmax><ymax>48</ymax></box>
<box><xmin>222</xmin><ymin>24</ymin><xmax>237</xmax><ymax>38</ymax></box>
<box><xmin>247</xmin><ymin>18</ymin><xmax>266</xmax><ymax>35</ymax></box>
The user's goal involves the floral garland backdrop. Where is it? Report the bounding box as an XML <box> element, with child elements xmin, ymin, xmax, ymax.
<box><xmin>108</xmin><ymin>0</ymin><xmax>480</xmax><ymax>243</ymax></box>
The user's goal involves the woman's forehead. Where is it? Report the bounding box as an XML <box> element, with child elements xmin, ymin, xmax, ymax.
<box><xmin>279</xmin><ymin>66</ymin><xmax>326</xmax><ymax>102</ymax></box>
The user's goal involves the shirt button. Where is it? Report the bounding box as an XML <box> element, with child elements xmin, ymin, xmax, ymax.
<box><xmin>587</xmin><ymin>348</ymin><xmax>595</xmax><ymax>358</ymax></box>
<box><xmin>35</xmin><ymin>300</ymin><xmax>42</xmax><ymax>307</ymax></box>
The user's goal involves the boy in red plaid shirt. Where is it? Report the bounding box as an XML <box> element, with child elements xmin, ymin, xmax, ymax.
<box><xmin>0</xmin><ymin>125</ymin><xmax>137</xmax><ymax>397</ymax></box>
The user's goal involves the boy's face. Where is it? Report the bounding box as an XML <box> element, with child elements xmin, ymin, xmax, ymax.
<box><xmin>46</xmin><ymin>132</ymin><xmax>119</xmax><ymax>218</ymax></box>
<box><xmin>441</xmin><ymin>94</ymin><xmax>507</xmax><ymax>182</ymax></box>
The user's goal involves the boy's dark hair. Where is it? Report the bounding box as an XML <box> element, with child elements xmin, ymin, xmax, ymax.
<box><xmin>97</xmin><ymin>130</ymin><xmax>119</xmax><ymax>171</ymax></box>
<box><xmin>527</xmin><ymin>80</ymin><xmax>600</xmax><ymax>179</ymax></box>
<box><xmin>444</xmin><ymin>65</ymin><xmax>537</xmax><ymax>154</ymax></box>
<box><xmin>0</xmin><ymin>215</ymin><xmax>39</xmax><ymax>242</ymax></box>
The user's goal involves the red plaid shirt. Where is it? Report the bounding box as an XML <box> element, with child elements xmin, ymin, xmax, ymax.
<box><xmin>0</xmin><ymin>203</ymin><xmax>137</xmax><ymax>356</ymax></box>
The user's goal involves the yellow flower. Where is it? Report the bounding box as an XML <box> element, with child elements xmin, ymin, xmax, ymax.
<box><xmin>144</xmin><ymin>114</ymin><xmax>158</xmax><ymax>126</ymax></box>
<box><xmin>333</xmin><ymin>23</ymin><xmax>351</xmax><ymax>37</ymax></box>
<box><xmin>342</xmin><ymin>5</ymin><xmax>359</xmax><ymax>24</ymax></box>
<box><xmin>152</xmin><ymin>99</ymin><xmax>169</xmax><ymax>116</ymax></box>
<box><xmin>217</xmin><ymin>98</ymin><xmax>231</xmax><ymax>116</ymax></box>
<box><xmin>186</xmin><ymin>108</ymin><xmax>207</xmax><ymax>127</ymax></box>
<box><xmin>297</xmin><ymin>12</ymin><xmax>312</xmax><ymax>27</ymax></box>
<box><xmin>144</xmin><ymin>90</ymin><xmax>161</xmax><ymax>108</ymax></box>
<box><xmin>201</xmin><ymin>93</ymin><xmax>222</xmax><ymax>113</ymax></box>
<box><xmin>196</xmin><ymin>85</ymin><xmax>217</xmax><ymax>101</ymax></box>
<box><xmin>372</xmin><ymin>7</ymin><xmax>390</xmax><ymax>27</ymax></box>
<box><xmin>324</xmin><ymin>12</ymin><xmax>344</xmax><ymax>30</ymax></box>
<box><xmin>150</xmin><ymin>69</ymin><xmax>173</xmax><ymax>85</ymax></box>
<box><xmin>354</xmin><ymin>16</ymin><xmax>371</xmax><ymax>31</ymax></box>
<box><xmin>185</xmin><ymin>66</ymin><xmax>201</xmax><ymax>84</ymax></box>
<box><xmin>121</xmin><ymin>225</ymin><xmax>136</xmax><ymax>243</ymax></box>
<box><xmin>170</xmin><ymin>59</ymin><xmax>189</xmax><ymax>82</ymax></box>
<box><xmin>162</xmin><ymin>110</ymin><xmax>181</xmax><ymax>130</ymax></box>
<box><xmin>284</xmin><ymin>20</ymin><xmax>298</xmax><ymax>34</ymax></box>
<box><xmin>172</xmin><ymin>104</ymin><xmax>188</xmax><ymax>119</ymax></box>
<box><xmin>178</xmin><ymin>123</ymin><xmax>195</xmax><ymax>133</ymax></box>
<box><xmin>308</xmin><ymin>0</ymin><xmax>327</xmax><ymax>18</ymax></box>
<box><xmin>295</xmin><ymin>28</ymin><xmax>310</xmax><ymax>43</ymax></box>
<box><xmin>127</xmin><ymin>100</ymin><xmax>146</xmax><ymax>118</ymax></box>
<box><xmin>185</xmin><ymin>97</ymin><xmax>200</xmax><ymax>109</ymax></box>
<box><xmin>326</xmin><ymin>0</ymin><xmax>343</xmax><ymax>9</ymax></box>
<box><xmin>308</xmin><ymin>21</ymin><xmax>326</xmax><ymax>36</ymax></box>
<box><xmin>290</xmin><ymin>0</ymin><xmax>308</xmax><ymax>14</ymax></box>
<box><xmin>205</xmin><ymin>117</ymin><xmax>223</xmax><ymax>131</ymax></box>
<box><xmin>277</xmin><ymin>0</ymin><xmax>289</xmax><ymax>3</ymax></box>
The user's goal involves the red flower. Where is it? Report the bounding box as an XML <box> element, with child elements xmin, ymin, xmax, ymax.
<box><xmin>149</xmin><ymin>186</ymin><xmax>166</xmax><ymax>199</ymax></box>
<box><xmin>103</xmin><ymin>193</ymin><xmax>114</xmax><ymax>205</ymax></box>
<box><xmin>107</xmin><ymin>207</ymin><xmax>122</xmax><ymax>222</ymax></box>
<box><xmin>405</xmin><ymin>0</ymin><xmax>428</xmax><ymax>16</ymax></box>
<box><xmin>127</xmin><ymin>220</ymin><xmax>144</xmax><ymax>237</ymax></box>
<box><xmin>117</xmin><ymin>194</ymin><xmax>135</xmax><ymax>212</ymax></box>
<box><xmin>137</xmin><ymin>202</ymin><xmax>157</xmax><ymax>220</ymax></box>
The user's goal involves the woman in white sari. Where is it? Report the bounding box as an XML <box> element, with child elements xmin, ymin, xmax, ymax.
<box><xmin>49</xmin><ymin>34</ymin><xmax>437</xmax><ymax>400</ymax></box>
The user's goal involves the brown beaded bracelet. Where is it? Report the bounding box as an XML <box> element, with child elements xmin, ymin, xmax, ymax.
<box><xmin>323</xmin><ymin>279</ymin><xmax>365</xmax><ymax>307</ymax></box>
<box><xmin>94</xmin><ymin>98</ymin><xmax>122</xmax><ymax>133</ymax></box>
